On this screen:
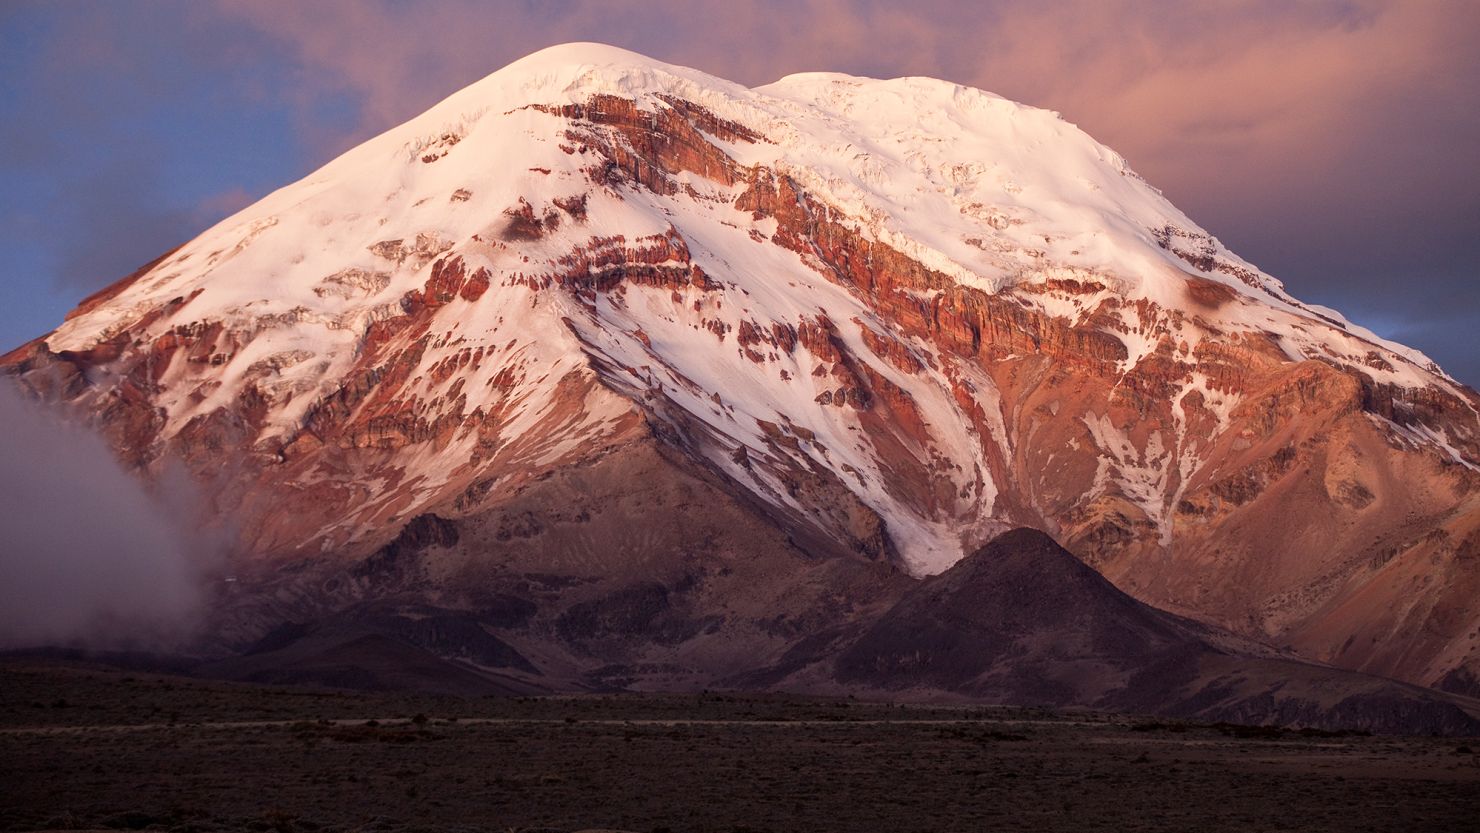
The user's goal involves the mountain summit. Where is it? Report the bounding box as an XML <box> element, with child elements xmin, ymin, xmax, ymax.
<box><xmin>6</xmin><ymin>43</ymin><xmax>1479</xmax><ymax>705</ymax></box>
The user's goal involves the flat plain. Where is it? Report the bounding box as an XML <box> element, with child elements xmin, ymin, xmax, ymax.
<box><xmin>3</xmin><ymin>662</ymin><xmax>1478</xmax><ymax>833</ymax></box>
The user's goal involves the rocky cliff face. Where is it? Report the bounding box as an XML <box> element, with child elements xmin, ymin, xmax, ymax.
<box><xmin>5</xmin><ymin>43</ymin><xmax>1479</xmax><ymax>696</ymax></box>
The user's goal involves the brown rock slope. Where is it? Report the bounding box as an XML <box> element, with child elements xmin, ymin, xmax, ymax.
<box><xmin>200</xmin><ymin>430</ymin><xmax>913</xmax><ymax>695</ymax></box>
<box><xmin>774</xmin><ymin>529</ymin><xmax>1480</xmax><ymax>735</ymax></box>
<box><xmin>197</xmin><ymin>519</ymin><xmax>1480</xmax><ymax>735</ymax></box>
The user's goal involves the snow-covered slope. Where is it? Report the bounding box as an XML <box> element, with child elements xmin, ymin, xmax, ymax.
<box><xmin>48</xmin><ymin>44</ymin><xmax>1453</xmax><ymax>390</ymax></box>
<box><xmin>8</xmin><ymin>43</ymin><xmax>1480</xmax><ymax>691</ymax></box>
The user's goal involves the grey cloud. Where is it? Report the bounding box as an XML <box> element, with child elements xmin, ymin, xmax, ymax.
<box><xmin>0</xmin><ymin>382</ymin><xmax>216</xmax><ymax>649</ymax></box>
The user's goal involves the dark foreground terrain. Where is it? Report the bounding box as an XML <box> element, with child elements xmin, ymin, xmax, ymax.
<box><xmin>3</xmin><ymin>662</ymin><xmax>1479</xmax><ymax>833</ymax></box>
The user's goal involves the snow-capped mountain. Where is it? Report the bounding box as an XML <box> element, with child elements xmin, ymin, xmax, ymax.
<box><xmin>6</xmin><ymin>43</ymin><xmax>1479</xmax><ymax>698</ymax></box>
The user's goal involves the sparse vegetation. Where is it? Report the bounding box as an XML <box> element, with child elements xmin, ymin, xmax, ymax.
<box><xmin>1</xmin><ymin>662</ymin><xmax>1476</xmax><ymax>833</ymax></box>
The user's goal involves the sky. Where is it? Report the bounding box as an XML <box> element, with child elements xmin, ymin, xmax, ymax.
<box><xmin>1</xmin><ymin>0</ymin><xmax>1476</xmax><ymax>384</ymax></box>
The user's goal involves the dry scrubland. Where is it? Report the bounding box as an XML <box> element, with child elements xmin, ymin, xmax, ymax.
<box><xmin>3</xmin><ymin>662</ymin><xmax>1479</xmax><ymax>833</ymax></box>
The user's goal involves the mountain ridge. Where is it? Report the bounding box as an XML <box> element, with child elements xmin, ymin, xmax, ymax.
<box><xmin>5</xmin><ymin>42</ymin><xmax>1479</xmax><ymax>705</ymax></box>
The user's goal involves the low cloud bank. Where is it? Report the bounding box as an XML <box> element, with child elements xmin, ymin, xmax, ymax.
<box><xmin>0</xmin><ymin>382</ymin><xmax>214</xmax><ymax>650</ymax></box>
